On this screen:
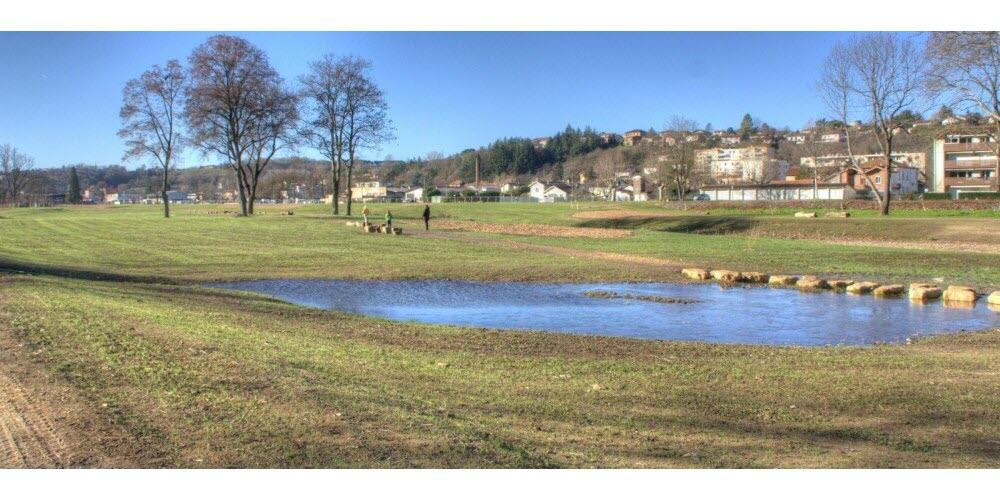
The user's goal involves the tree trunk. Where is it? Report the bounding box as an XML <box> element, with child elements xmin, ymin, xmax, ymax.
<box><xmin>331</xmin><ymin>159</ymin><xmax>340</xmax><ymax>215</ymax></box>
<box><xmin>880</xmin><ymin>153</ymin><xmax>892</xmax><ymax>216</ymax></box>
<box><xmin>162</xmin><ymin>167</ymin><xmax>170</xmax><ymax>219</ymax></box>
<box><xmin>345</xmin><ymin>164</ymin><xmax>354</xmax><ymax>216</ymax></box>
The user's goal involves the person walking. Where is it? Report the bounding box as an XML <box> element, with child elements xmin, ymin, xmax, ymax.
<box><xmin>384</xmin><ymin>209</ymin><xmax>393</xmax><ymax>234</ymax></box>
<box><xmin>361</xmin><ymin>204</ymin><xmax>370</xmax><ymax>226</ymax></box>
<box><xmin>422</xmin><ymin>204</ymin><xmax>431</xmax><ymax>231</ymax></box>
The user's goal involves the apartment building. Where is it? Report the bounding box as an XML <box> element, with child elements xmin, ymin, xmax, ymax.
<box><xmin>622</xmin><ymin>129</ymin><xmax>646</xmax><ymax>146</ymax></box>
<box><xmin>800</xmin><ymin>152</ymin><xmax>927</xmax><ymax>180</ymax></box>
<box><xmin>817</xmin><ymin>130</ymin><xmax>847</xmax><ymax>143</ymax></box>
<box><xmin>930</xmin><ymin>133</ymin><xmax>998</xmax><ymax>193</ymax></box>
<box><xmin>696</xmin><ymin>145</ymin><xmax>789</xmax><ymax>184</ymax></box>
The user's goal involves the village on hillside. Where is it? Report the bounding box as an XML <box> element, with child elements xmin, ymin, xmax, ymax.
<box><xmin>19</xmin><ymin>112</ymin><xmax>998</xmax><ymax>208</ymax></box>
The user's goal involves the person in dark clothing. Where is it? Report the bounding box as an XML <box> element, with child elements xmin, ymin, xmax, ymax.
<box><xmin>422</xmin><ymin>204</ymin><xmax>431</xmax><ymax>230</ymax></box>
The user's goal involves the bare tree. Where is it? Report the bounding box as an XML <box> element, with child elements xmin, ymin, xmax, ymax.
<box><xmin>0</xmin><ymin>144</ymin><xmax>35</xmax><ymax>206</ymax></box>
<box><xmin>185</xmin><ymin>35</ymin><xmax>298</xmax><ymax>216</ymax></box>
<box><xmin>817</xmin><ymin>42</ymin><xmax>884</xmax><ymax>208</ymax></box>
<box><xmin>661</xmin><ymin>115</ymin><xmax>702</xmax><ymax>203</ymax></box>
<box><xmin>300</xmin><ymin>55</ymin><xmax>393</xmax><ymax>216</ymax></box>
<box><xmin>299</xmin><ymin>55</ymin><xmax>347</xmax><ymax>215</ymax></box>
<box><xmin>119</xmin><ymin>60</ymin><xmax>186</xmax><ymax>218</ymax></box>
<box><xmin>925</xmin><ymin>31</ymin><xmax>1000</xmax><ymax>188</ymax></box>
<box><xmin>845</xmin><ymin>33</ymin><xmax>923</xmax><ymax>215</ymax></box>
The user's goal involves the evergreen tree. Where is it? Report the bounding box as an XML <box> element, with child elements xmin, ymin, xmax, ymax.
<box><xmin>66</xmin><ymin>166</ymin><xmax>83</xmax><ymax>204</ymax></box>
<box><xmin>738</xmin><ymin>113</ymin><xmax>756</xmax><ymax>139</ymax></box>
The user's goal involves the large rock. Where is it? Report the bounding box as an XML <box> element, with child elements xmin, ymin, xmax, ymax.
<box><xmin>769</xmin><ymin>275</ymin><xmax>798</xmax><ymax>286</ymax></box>
<box><xmin>681</xmin><ymin>268</ymin><xmax>711</xmax><ymax>280</ymax></box>
<box><xmin>794</xmin><ymin>211</ymin><xmax>817</xmax><ymax>218</ymax></box>
<box><xmin>846</xmin><ymin>281</ymin><xmax>878</xmax><ymax>294</ymax></box>
<box><xmin>908</xmin><ymin>283</ymin><xmax>942</xmax><ymax>301</ymax></box>
<box><xmin>828</xmin><ymin>279</ymin><xmax>855</xmax><ymax>289</ymax></box>
<box><xmin>873</xmin><ymin>284</ymin><xmax>905</xmax><ymax>297</ymax></box>
<box><xmin>943</xmin><ymin>285</ymin><xmax>977</xmax><ymax>303</ymax></box>
<box><xmin>796</xmin><ymin>275</ymin><xmax>829</xmax><ymax>290</ymax></box>
<box><xmin>825</xmin><ymin>211</ymin><xmax>850</xmax><ymax>218</ymax></box>
<box><xmin>988</xmin><ymin>291</ymin><xmax>1000</xmax><ymax>306</ymax></box>
<box><xmin>710</xmin><ymin>270</ymin><xmax>743</xmax><ymax>282</ymax></box>
<box><xmin>742</xmin><ymin>271</ymin><xmax>769</xmax><ymax>283</ymax></box>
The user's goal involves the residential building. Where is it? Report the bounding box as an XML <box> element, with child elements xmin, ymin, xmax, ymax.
<box><xmin>499</xmin><ymin>182</ymin><xmax>520</xmax><ymax>194</ymax></box>
<box><xmin>351</xmin><ymin>181</ymin><xmax>407</xmax><ymax>202</ymax></box>
<box><xmin>718</xmin><ymin>133</ymin><xmax>741</xmax><ymax>145</ymax></box>
<box><xmin>532</xmin><ymin>137</ymin><xmax>550</xmax><ymax>149</ymax></box>
<box><xmin>696</xmin><ymin>145</ymin><xmax>790</xmax><ymax>184</ymax></box>
<box><xmin>405</xmin><ymin>187</ymin><xmax>425</xmax><ymax>202</ymax></box>
<box><xmin>930</xmin><ymin>133</ymin><xmax>998</xmax><ymax>193</ymax></box>
<box><xmin>543</xmin><ymin>183</ymin><xmax>571</xmax><ymax>202</ymax></box>
<box><xmin>817</xmin><ymin>130</ymin><xmax>847</xmax><ymax>143</ymax></box>
<box><xmin>826</xmin><ymin>159</ymin><xmax>920</xmax><ymax>197</ymax></box>
<box><xmin>800</xmin><ymin>152</ymin><xmax>927</xmax><ymax>176</ymax></box>
<box><xmin>622</xmin><ymin>129</ymin><xmax>646</xmax><ymax>146</ymax></box>
<box><xmin>527</xmin><ymin>180</ymin><xmax>548</xmax><ymax>201</ymax></box>
<box><xmin>104</xmin><ymin>191</ymin><xmax>142</xmax><ymax>204</ymax></box>
<box><xmin>785</xmin><ymin>132</ymin><xmax>808</xmax><ymax>144</ymax></box>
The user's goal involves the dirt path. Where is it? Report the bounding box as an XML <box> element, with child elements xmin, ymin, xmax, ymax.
<box><xmin>434</xmin><ymin>219</ymin><xmax>632</xmax><ymax>238</ymax></box>
<box><xmin>0</xmin><ymin>370</ymin><xmax>70</xmax><ymax>467</ymax></box>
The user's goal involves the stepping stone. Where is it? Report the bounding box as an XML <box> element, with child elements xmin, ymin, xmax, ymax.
<box><xmin>846</xmin><ymin>281</ymin><xmax>878</xmax><ymax>294</ymax></box>
<box><xmin>681</xmin><ymin>268</ymin><xmax>710</xmax><ymax>280</ymax></box>
<box><xmin>710</xmin><ymin>270</ymin><xmax>743</xmax><ymax>282</ymax></box>
<box><xmin>873</xmin><ymin>284</ymin><xmax>905</xmax><ymax>297</ymax></box>
<box><xmin>768</xmin><ymin>275</ymin><xmax>798</xmax><ymax>286</ymax></box>
<box><xmin>828</xmin><ymin>280</ymin><xmax>855</xmax><ymax>289</ymax></box>
<box><xmin>796</xmin><ymin>276</ymin><xmax>829</xmax><ymax>290</ymax></box>
<box><xmin>908</xmin><ymin>284</ymin><xmax>942</xmax><ymax>301</ymax></box>
<box><xmin>742</xmin><ymin>272</ymin><xmax>769</xmax><ymax>283</ymax></box>
<box><xmin>988</xmin><ymin>291</ymin><xmax>1000</xmax><ymax>307</ymax></box>
<box><xmin>943</xmin><ymin>285</ymin><xmax>977</xmax><ymax>303</ymax></box>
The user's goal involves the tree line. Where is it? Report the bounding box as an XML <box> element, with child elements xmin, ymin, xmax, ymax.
<box><xmin>118</xmin><ymin>34</ymin><xmax>394</xmax><ymax>217</ymax></box>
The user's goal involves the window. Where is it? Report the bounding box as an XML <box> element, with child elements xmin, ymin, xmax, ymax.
<box><xmin>875</xmin><ymin>175</ymin><xmax>881</xmax><ymax>184</ymax></box>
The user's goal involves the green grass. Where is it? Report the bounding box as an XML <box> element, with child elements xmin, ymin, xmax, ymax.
<box><xmin>0</xmin><ymin>203</ymin><xmax>998</xmax><ymax>468</ymax></box>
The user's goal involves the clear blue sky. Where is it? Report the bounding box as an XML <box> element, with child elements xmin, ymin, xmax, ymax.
<box><xmin>0</xmin><ymin>32</ymin><xmax>897</xmax><ymax>168</ymax></box>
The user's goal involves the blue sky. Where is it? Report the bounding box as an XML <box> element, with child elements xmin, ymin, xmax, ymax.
<box><xmin>0</xmin><ymin>32</ymin><xmax>893</xmax><ymax>168</ymax></box>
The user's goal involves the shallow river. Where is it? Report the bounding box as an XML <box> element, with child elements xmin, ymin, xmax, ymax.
<box><xmin>209</xmin><ymin>280</ymin><xmax>999</xmax><ymax>346</ymax></box>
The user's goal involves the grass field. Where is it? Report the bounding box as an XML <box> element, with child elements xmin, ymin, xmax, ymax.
<box><xmin>1</xmin><ymin>202</ymin><xmax>998</xmax><ymax>467</ymax></box>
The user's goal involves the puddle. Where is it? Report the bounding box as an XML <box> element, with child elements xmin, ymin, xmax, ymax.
<box><xmin>208</xmin><ymin>280</ymin><xmax>999</xmax><ymax>346</ymax></box>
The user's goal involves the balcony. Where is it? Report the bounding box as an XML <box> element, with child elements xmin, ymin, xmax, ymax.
<box><xmin>944</xmin><ymin>160</ymin><xmax>999</xmax><ymax>170</ymax></box>
<box><xmin>944</xmin><ymin>177</ymin><xmax>998</xmax><ymax>190</ymax></box>
<box><xmin>943</xmin><ymin>142</ymin><xmax>997</xmax><ymax>153</ymax></box>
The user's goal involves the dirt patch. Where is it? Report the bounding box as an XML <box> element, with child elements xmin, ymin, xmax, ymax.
<box><xmin>0</xmin><ymin>318</ymin><xmax>137</xmax><ymax>468</ymax></box>
<box><xmin>797</xmin><ymin>238</ymin><xmax>1000</xmax><ymax>255</ymax></box>
<box><xmin>435</xmin><ymin>219</ymin><xmax>632</xmax><ymax>238</ymax></box>
<box><xmin>572</xmin><ymin>209</ymin><xmax>664</xmax><ymax>220</ymax></box>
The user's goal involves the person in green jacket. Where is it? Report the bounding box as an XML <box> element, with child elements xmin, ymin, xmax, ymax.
<box><xmin>384</xmin><ymin>209</ymin><xmax>393</xmax><ymax>233</ymax></box>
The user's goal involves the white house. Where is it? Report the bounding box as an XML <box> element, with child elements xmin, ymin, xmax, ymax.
<box><xmin>405</xmin><ymin>187</ymin><xmax>424</xmax><ymax>202</ymax></box>
<box><xmin>818</xmin><ymin>130</ymin><xmax>847</xmax><ymax>143</ymax></box>
<box><xmin>542</xmin><ymin>183</ymin><xmax>571</xmax><ymax>202</ymax></box>
<box><xmin>527</xmin><ymin>180</ymin><xmax>548</xmax><ymax>201</ymax></box>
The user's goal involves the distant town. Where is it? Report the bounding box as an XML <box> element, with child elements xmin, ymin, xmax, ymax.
<box><xmin>9</xmin><ymin>112</ymin><xmax>997</xmax><ymax>207</ymax></box>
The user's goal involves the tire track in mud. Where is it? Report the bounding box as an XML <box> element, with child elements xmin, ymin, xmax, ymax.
<box><xmin>0</xmin><ymin>370</ymin><xmax>68</xmax><ymax>468</ymax></box>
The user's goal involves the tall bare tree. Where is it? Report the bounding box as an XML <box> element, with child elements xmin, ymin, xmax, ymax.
<box><xmin>842</xmin><ymin>33</ymin><xmax>923</xmax><ymax>215</ymax></box>
<box><xmin>339</xmin><ymin>57</ymin><xmax>394</xmax><ymax>216</ymax></box>
<box><xmin>119</xmin><ymin>60</ymin><xmax>186</xmax><ymax>218</ymax></box>
<box><xmin>817</xmin><ymin>42</ymin><xmax>884</xmax><ymax>207</ymax></box>
<box><xmin>185</xmin><ymin>35</ymin><xmax>298</xmax><ymax>216</ymax></box>
<box><xmin>925</xmin><ymin>31</ymin><xmax>1000</xmax><ymax>189</ymax></box>
<box><xmin>299</xmin><ymin>55</ymin><xmax>347</xmax><ymax>214</ymax></box>
<box><xmin>0</xmin><ymin>144</ymin><xmax>35</xmax><ymax>206</ymax></box>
